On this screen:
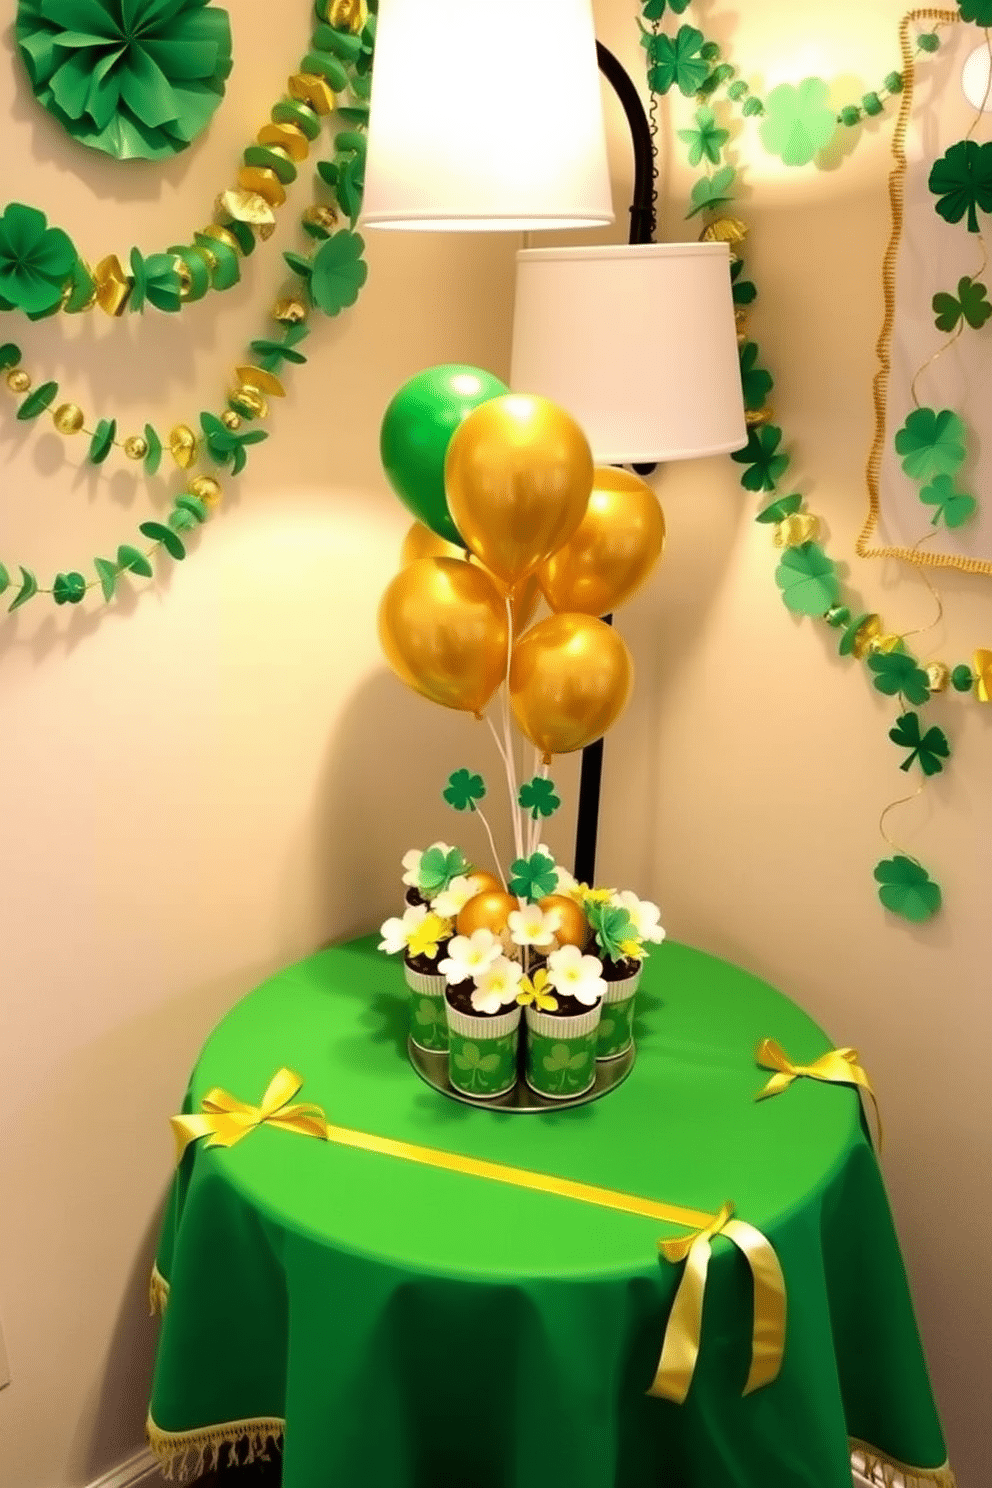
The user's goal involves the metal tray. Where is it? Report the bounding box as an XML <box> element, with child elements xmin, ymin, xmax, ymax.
<box><xmin>408</xmin><ymin>1037</ymin><xmax>635</xmax><ymax>1113</ymax></box>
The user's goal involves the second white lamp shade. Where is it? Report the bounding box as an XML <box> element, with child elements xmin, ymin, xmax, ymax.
<box><xmin>362</xmin><ymin>0</ymin><xmax>613</xmax><ymax>230</ymax></box>
<box><xmin>510</xmin><ymin>243</ymin><xmax>749</xmax><ymax>465</ymax></box>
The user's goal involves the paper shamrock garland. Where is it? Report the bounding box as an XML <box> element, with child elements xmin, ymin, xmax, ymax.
<box><xmin>759</xmin><ymin>79</ymin><xmax>838</xmax><ymax>167</ymax></box>
<box><xmin>927</xmin><ymin>139</ymin><xmax>992</xmax><ymax>233</ymax></box>
<box><xmin>0</xmin><ymin>204</ymin><xmax>77</xmax><ymax>318</ymax></box>
<box><xmin>16</xmin><ymin>0</ymin><xmax>234</xmax><ymax>161</ymax></box>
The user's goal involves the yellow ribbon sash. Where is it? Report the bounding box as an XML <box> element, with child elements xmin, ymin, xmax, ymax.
<box><xmin>755</xmin><ymin>1038</ymin><xmax>883</xmax><ymax>1150</ymax></box>
<box><xmin>170</xmin><ymin>1068</ymin><xmax>331</xmax><ymax>1162</ymax></box>
<box><xmin>171</xmin><ymin>1068</ymin><xmax>787</xmax><ymax>1403</ymax></box>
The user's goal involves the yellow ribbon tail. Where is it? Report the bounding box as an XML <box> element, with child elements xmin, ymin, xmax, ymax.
<box><xmin>755</xmin><ymin>1070</ymin><xmax>795</xmax><ymax>1101</ymax></box>
<box><xmin>648</xmin><ymin>1232</ymin><xmax>713</xmax><ymax>1403</ymax></box>
<box><xmin>725</xmin><ymin>1218</ymin><xmax>787</xmax><ymax>1394</ymax></box>
<box><xmin>171</xmin><ymin>1113</ymin><xmax>219</xmax><ymax>1164</ymax></box>
<box><xmin>649</xmin><ymin>1202</ymin><xmax>785</xmax><ymax>1404</ymax></box>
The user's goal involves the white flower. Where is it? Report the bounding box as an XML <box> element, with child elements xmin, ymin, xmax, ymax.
<box><xmin>431</xmin><ymin>873</ymin><xmax>486</xmax><ymax>920</ymax></box>
<box><xmin>378</xmin><ymin>902</ymin><xmax>428</xmax><ymax>955</ymax></box>
<box><xmin>470</xmin><ymin>956</ymin><xmax>524</xmax><ymax>1014</ymax></box>
<box><xmin>400</xmin><ymin>841</ymin><xmax>454</xmax><ymax>888</ymax></box>
<box><xmin>613</xmin><ymin>890</ymin><xmax>666</xmax><ymax>945</ymax></box>
<box><xmin>507</xmin><ymin>901</ymin><xmax>561</xmax><ymax>949</ymax></box>
<box><xmin>546</xmin><ymin>944</ymin><xmax>606</xmax><ymax>1007</ymax></box>
<box><xmin>438</xmin><ymin>928</ymin><xmax>503</xmax><ymax>985</ymax></box>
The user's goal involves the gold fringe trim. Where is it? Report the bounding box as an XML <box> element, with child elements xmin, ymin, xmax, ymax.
<box><xmin>851</xmin><ymin>1436</ymin><xmax>957</xmax><ymax>1488</ymax></box>
<box><xmin>148</xmin><ymin>1264</ymin><xmax>170</xmax><ymax>1317</ymax></box>
<box><xmin>859</xmin><ymin>8</ymin><xmax>992</xmax><ymax>577</ymax></box>
<box><xmin>146</xmin><ymin>1410</ymin><xmax>284</xmax><ymax>1482</ymax></box>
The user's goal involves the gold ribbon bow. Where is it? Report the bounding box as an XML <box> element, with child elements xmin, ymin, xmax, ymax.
<box><xmin>755</xmin><ymin>1038</ymin><xmax>883</xmax><ymax>1150</ymax></box>
<box><xmin>170</xmin><ymin>1068</ymin><xmax>330</xmax><ymax>1163</ymax></box>
<box><xmin>649</xmin><ymin>1201</ymin><xmax>786</xmax><ymax>1404</ymax></box>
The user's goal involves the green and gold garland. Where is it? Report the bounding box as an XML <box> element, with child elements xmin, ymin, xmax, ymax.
<box><xmin>642</xmin><ymin>1</ymin><xmax>990</xmax><ymax>920</ymax></box>
<box><xmin>0</xmin><ymin>0</ymin><xmax>375</xmax><ymax>608</ymax></box>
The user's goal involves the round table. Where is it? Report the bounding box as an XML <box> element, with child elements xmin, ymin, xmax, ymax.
<box><xmin>147</xmin><ymin>935</ymin><xmax>950</xmax><ymax>1488</ymax></box>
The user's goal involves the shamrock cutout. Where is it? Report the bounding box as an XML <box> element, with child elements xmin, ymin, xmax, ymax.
<box><xmin>453</xmin><ymin>1042</ymin><xmax>500</xmax><ymax>1089</ymax></box>
<box><xmin>894</xmin><ymin>407</ymin><xmax>967</xmax><ymax>482</ymax></box>
<box><xmin>542</xmin><ymin>1043</ymin><xmax>591</xmax><ymax>1092</ymax></box>
<box><xmin>443</xmin><ymin>769</ymin><xmax>486</xmax><ymax>812</ymax></box>
<box><xmin>686</xmin><ymin>165</ymin><xmax>738</xmax><ymax>218</ymax></box>
<box><xmin>645</xmin><ymin>26</ymin><xmax>710</xmax><ymax>97</ymax></box>
<box><xmin>918</xmin><ymin>473</ymin><xmax>978</xmax><ymax>529</ymax></box>
<box><xmin>873</xmin><ymin>857</ymin><xmax>942</xmax><ymax>923</ymax></box>
<box><xmin>928</xmin><ymin>139</ymin><xmax>992</xmax><ymax>233</ymax></box>
<box><xmin>642</xmin><ymin>0</ymin><xmax>691</xmax><ymax>16</ymax></box>
<box><xmin>587</xmin><ymin>902</ymin><xmax>636</xmax><ymax>962</ymax></box>
<box><xmin>677</xmin><ymin>106</ymin><xmax>729</xmax><ymax>166</ymax></box>
<box><xmin>731</xmin><ymin>424</ymin><xmax>789</xmax><ymax>491</ymax></box>
<box><xmin>932</xmin><ymin>275</ymin><xmax>992</xmax><ymax>332</ymax></box>
<box><xmin>774</xmin><ymin>543</ymin><xmax>840</xmax><ymax>616</ymax></box>
<box><xmin>888</xmin><ymin>712</ymin><xmax>951</xmax><ymax>776</ymax></box>
<box><xmin>200</xmin><ymin>412</ymin><xmax>268</xmax><ymax>475</ymax></box>
<box><xmin>418</xmin><ymin>845</ymin><xmax>470</xmax><ymax>897</ymax></box>
<box><xmin>286</xmin><ymin>230</ymin><xmax>368</xmax><ymax>317</ymax></box>
<box><xmin>759</xmin><ymin>78</ymin><xmax>838</xmax><ymax>167</ymax></box>
<box><xmin>866</xmin><ymin>651</ymin><xmax>931</xmax><ymax>706</ymax></box>
<box><xmin>52</xmin><ymin>571</ymin><xmax>86</xmax><ymax>606</ymax></box>
<box><xmin>250</xmin><ymin>323</ymin><xmax>310</xmax><ymax>376</ymax></box>
<box><xmin>518</xmin><ymin>777</ymin><xmax>561</xmax><ymax>820</ymax></box>
<box><xmin>0</xmin><ymin>203</ymin><xmax>76</xmax><ymax>318</ymax></box>
<box><xmin>739</xmin><ymin>342</ymin><xmax>773</xmax><ymax>411</ymax></box>
<box><xmin>958</xmin><ymin>0</ymin><xmax>992</xmax><ymax>22</ymax></box>
<box><xmin>508</xmin><ymin>852</ymin><xmax>558</xmax><ymax>902</ymax></box>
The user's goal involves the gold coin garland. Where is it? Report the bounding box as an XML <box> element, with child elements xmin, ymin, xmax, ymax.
<box><xmin>643</xmin><ymin>3</ymin><xmax>987</xmax><ymax>920</ymax></box>
<box><xmin>0</xmin><ymin>4</ymin><xmax>374</xmax><ymax>610</ymax></box>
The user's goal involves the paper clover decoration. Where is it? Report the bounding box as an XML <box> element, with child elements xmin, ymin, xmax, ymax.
<box><xmin>16</xmin><ymin>0</ymin><xmax>234</xmax><ymax>162</ymax></box>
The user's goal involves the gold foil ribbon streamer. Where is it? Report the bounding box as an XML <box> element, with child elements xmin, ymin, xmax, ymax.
<box><xmin>755</xmin><ymin>1038</ymin><xmax>883</xmax><ymax>1150</ymax></box>
<box><xmin>171</xmin><ymin>1068</ymin><xmax>786</xmax><ymax>1403</ymax></box>
<box><xmin>170</xmin><ymin>1068</ymin><xmax>330</xmax><ymax>1161</ymax></box>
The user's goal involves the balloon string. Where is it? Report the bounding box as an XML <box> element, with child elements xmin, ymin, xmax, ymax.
<box><xmin>473</xmin><ymin>802</ymin><xmax>508</xmax><ymax>890</ymax></box>
<box><xmin>502</xmin><ymin>596</ymin><xmax>524</xmax><ymax>863</ymax></box>
<box><xmin>526</xmin><ymin>753</ymin><xmax>550</xmax><ymax>860</ymax></box>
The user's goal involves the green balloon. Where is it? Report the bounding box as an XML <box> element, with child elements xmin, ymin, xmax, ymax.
<box><xmin>380</xmin><ymin>364</ymin><xmax>508</xmax><ymax>546</ymax></box>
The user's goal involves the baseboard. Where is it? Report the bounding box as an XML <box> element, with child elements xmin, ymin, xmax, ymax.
<box><xmin>86</xmin><ymin>1448</ymin><xmax>160</xmax><ymax>1488</ymax></box>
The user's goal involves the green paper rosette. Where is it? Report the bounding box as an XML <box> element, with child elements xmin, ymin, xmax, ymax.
<box><xmin>16</xmin><ymin>0</ymin><xmax>234</xmax><ymax>162</ymax></box>
<box><xmin>0</xmin><ymin>203</ymin><xmax>77</xmax><ymax>317</ymax></box>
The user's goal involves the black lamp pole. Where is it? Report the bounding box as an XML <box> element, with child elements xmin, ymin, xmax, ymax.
<box><xmin>572</xmin><ymin>44</ymin><xmax>656</xmax><ymax>887</ymax></box>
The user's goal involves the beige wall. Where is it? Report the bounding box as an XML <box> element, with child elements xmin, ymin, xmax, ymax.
<box><xmin>0</xmin><ymin>2</ymin><xmax>986</xmax><ymax>1485</ymax></box>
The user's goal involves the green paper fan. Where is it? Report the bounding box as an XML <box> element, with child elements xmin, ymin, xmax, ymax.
<box><xmin>16</xmin><ymin>0</ymin><xmax>233</xmax><ymax>161</ymax></box>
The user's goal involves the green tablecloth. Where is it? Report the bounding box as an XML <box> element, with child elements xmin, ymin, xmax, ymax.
<box><xmin>148</xmin><ymin>935</ymin><xmax>951</xmax><ymax>1488</ymax></box>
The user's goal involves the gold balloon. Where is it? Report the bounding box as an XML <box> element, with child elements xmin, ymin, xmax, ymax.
<box><xmin>378</xmin><ymin>558</ymin><xmax>508</xmax><ymax>714</ymax></box>
<box><xmin>539</xmin><ymin>895</ymin><xmax>588</xmax><ymax>950</ymax></box>
<box><xmin>509</xmin><ymin>613</ymin><xmax>634</xmax><ymax>758</ymax></box>
<box><xmin>456</xmin><ymin>891</ymin><xmax>519</xmax><ymax>938</ymax></box>
<box><xmin>538</xmin><ymin>467</ymin><xmax>665</xmax><ymax>617</ymax></box>
<box><xmin>400</xmin><ymin>522</ymin><xmax>465</xmax><ymax>566</ymax></box>
<box><xmin>445</xmin><ymin>394</ymin><xmax>594</xmax><ymax>588</ymax></box>
<box><xmin>466</xmin><ymin>871</ymin><xmax>504</xmax><ymax>896</ymax></box>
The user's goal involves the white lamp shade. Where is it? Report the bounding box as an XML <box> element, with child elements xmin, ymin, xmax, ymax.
<box><xmin>362</xmin><ymin>0</ymin><xmax>613</xmax><ymax>231</ymax></box>
<box><xmin>510</xmin><ymin>243</ymin><xmax>748</xmax><ymax>464</ymax></box>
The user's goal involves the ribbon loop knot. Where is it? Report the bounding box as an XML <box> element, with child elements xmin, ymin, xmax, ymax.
<box><xmin>755</xmin><ymin>1037</ymin><xmax>882</xmax><ymax>1149</ymax></box>
<box><xmin>171</xmin><ymin>1068</ymin><xmax>330</xmax><ymax>1163</ymax></box>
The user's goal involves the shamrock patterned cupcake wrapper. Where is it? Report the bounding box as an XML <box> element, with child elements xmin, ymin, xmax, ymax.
<box><xmin>445</xmin><ymin>1002</ymin><xmax>521</xmax><ymax>1099</ymax></box>
<box><xmin>524</xmin><ymin>1002</ymin><xmax>602</xmax><ymax>1101</ymax></box>
<box><xmin>404</xmin><ymin>964</ymin><xmax>449</xmax><ymax>1053</ymax></box>
<box><xmin>596</xmin><ymin>969</ymin><xmax>642</xmax><ymax>1062</ymax></box>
